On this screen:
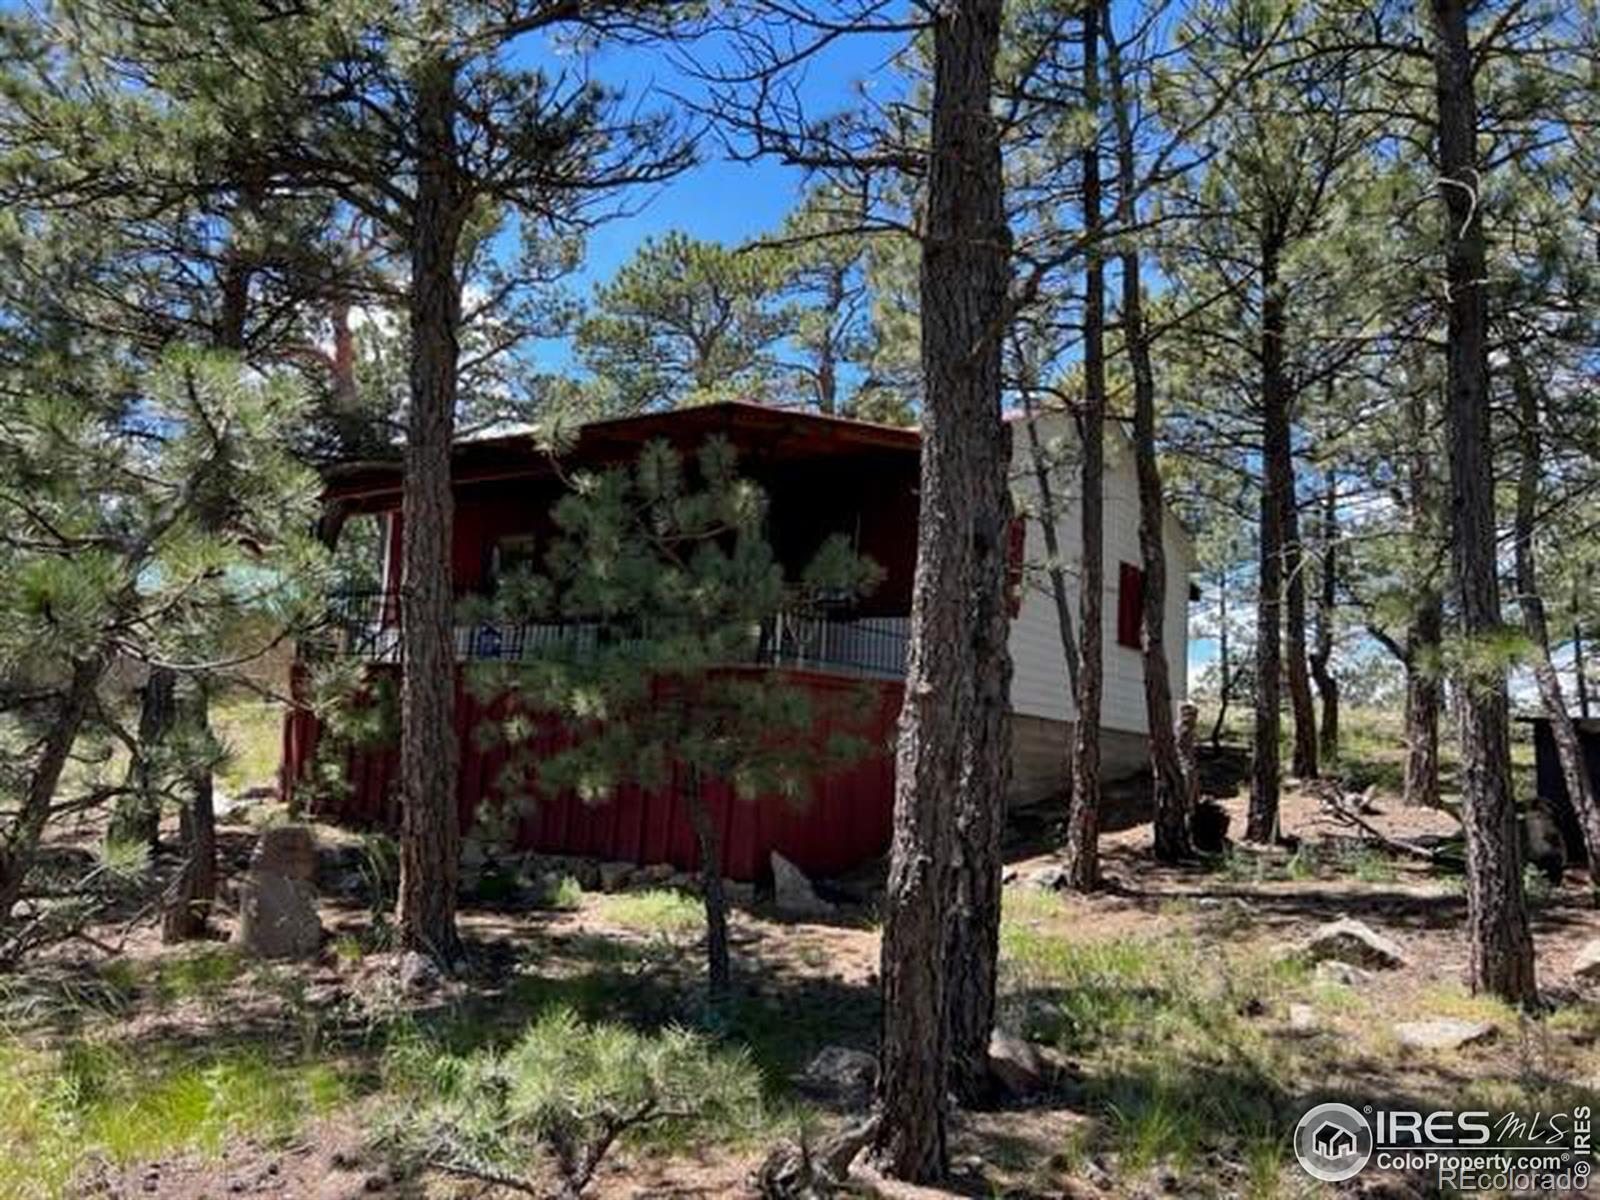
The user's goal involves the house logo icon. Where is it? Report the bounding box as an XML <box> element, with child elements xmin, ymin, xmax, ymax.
<box><xmin>1294</xmin><ymin>1102</ymin><xmax>1373</xmax><ymax>1182</ymax></box>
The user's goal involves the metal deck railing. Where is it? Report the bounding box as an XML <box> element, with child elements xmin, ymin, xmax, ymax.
<box><xmin>313</xmin><ymin>591</ymin><xmax>910</xmax><ymax>680</ymax></box>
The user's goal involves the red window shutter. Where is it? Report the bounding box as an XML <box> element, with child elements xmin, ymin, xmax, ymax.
<box><xmin>1117</xmin><ymin>562</ymin><xmax>1144</xmax><ymax>649</ymax></box>
<box><xmin>1006</xmin><ymin>516</ymin><xmax>1027</xmax><ymax>618</ymax></box>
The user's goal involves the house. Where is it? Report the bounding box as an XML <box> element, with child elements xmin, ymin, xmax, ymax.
<box><xmin>1312</xmin><ymin>1122</ymin><xmax>1357</xmax><ymax>1160</ymax></box>
<box><xmin>280</xmin><ymin>402</ymin><xmax>1195</xmax><ymax>881</ymax></box>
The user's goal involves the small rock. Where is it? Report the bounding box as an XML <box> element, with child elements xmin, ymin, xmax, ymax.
<box><xmin>1315</xmin><ymin>960</ymin><xmax>1371</xmax><ymax>988</ymax></box>
<box><xmin>1393</xmin><ymin>1017</ymin><xmax>1498</xmax><ymax>1051</ymax></box>
<box><xmin>1572</xmin><ymin>939</ymin><xmax>1600</xmax><ymax>984</ymax></box>
<box><xmin>792</xmin><ymin>1045</ymin><xmax>876</xmax><ymax>1109</ymax></box>
<box><xmin>1027</xmin><ymin>864</ymin><xmax>1073</xmax><ymax>891</ymax></box>
<box><xmin>771</xmin><ymin>852</ymin><xmax>836</xmax><ymax>918</ymax></box>
<box><xmin>723</xmin><ymin>879</ymin><xmax>756</xmax><ymax>907</ymax></box>
<box><xmin>987</xmin><ymin>1029</ymin><xmax>1048</xmax><ymax>1098</ymax></box>
<box><xmin>641</xmin><ymin>863</ymin><xmax>676</xmax><ymax>885</ymax></box>
<box><xmin>396</xmin><ymin>950</ymin><xmax>441</xmax><ymax>995</ymax></box>
<box><xmin>1303</xmin><ymin>918</ymin><xmax>1406</xmax><ymax>970</ymax></box>
<box><xmin>598</xmin><ymin>861</ymin><xmax>634</xmax><ymax>892</ymax></box>
<box><xmin>1288</xmin><ymin>1003</ymin><xmax>1317</xmax><ymax>1033</ymax></box>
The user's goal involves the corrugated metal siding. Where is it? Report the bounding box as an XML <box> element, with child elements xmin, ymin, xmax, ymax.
<box><xmin>1007</xmin><ymin>415</ymin><xmax>1195</xmax><ymax>734</ymax></box>
<box><xmin>282</xmin><ymin>665</ymin><xmax>902</xmax><ymax>882</ymax></box>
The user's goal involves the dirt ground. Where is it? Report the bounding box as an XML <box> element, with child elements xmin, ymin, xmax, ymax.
<box><xmin>7</xmin><ymin>761</ymin><xmax>1600</xmax><ymax>1200</ymax></box>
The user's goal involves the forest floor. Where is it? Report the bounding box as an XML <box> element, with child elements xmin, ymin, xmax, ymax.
<box><xmin>2</xmin><ymin>704</ymin><xmax>1597</xmax><ymax>1200</ymax></box>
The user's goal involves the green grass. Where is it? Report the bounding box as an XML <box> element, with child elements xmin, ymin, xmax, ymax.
<box><xmin>596</xmin><ymin>888</ymin><xmax>704</xmax><ymax>937</ymax></box>
<box><xmin>0</xmin><ymin>1038</ymin><xmax>349</xmax><ymax>1199</ymax></box>
<box><xmin>211</xmin><ymin>695</ymin><xmax>287</xmax><ymax>796</ymax></box>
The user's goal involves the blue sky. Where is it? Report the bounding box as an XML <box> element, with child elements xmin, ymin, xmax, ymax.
<box><xmin>518</xmin><ymin>26</ymin><xmax>907</xmax><ymax>292</ymax></box>
<box><xmin>510</xmin><ymin>19</ymin><xmax>1239</xmax><ymax>679</ymax></box>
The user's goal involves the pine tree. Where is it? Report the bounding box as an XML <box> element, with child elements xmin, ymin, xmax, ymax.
<box><xmin>473</xmin><ymin>437</ymin><xmax>880</xmax><ymax>1004</ymax></box>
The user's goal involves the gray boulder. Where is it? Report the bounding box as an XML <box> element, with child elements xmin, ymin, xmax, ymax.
<box><xmin>1315</xmin><ymin>960</ymin><xmax>1372</xmax><ymax>988</ymax></box>
<box><xmin>234</xmin><ymin>871</ymin><xmax>322</xmax><ymax>959</ymax></box>
<box><xmin>772</xmin><ymin>852</ymin><xmax>835</xmax><ymax>918</ymax></box>
<box><xmin>1303</xmin><ymin>918</ymin><xmax>1406</xmax><ymax>970</ymax></box>
<box><xmin>397</xmin><ymin>950</ymin><xmax>442</xmax><ymax>995</ymax></box>
<box><xmin>792</xmin><ymin>1045</ymin><xmax>876</xmax><ymax>1109</ymax></box>
<box><xmin>598</xmin><ymin>861</ymin><xmax>634</xmax><ymax>892</ymax></box>
<box><xmin>250</xmin><ymin>824</ymin><xmax>319</xmax><ymax>884</ymax></box>
<box><xmin>987</xmin><ymin>1030</ymin><xmax>1048</xmax><ymax>1098</ymax></box>
<box><xmin>1393</xmin><ymin>1017</ymin><xmax>1498</xmax><ymax>1051</ymax></box>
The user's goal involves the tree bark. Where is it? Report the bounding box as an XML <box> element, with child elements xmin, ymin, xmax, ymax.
<box><xmin>873</xmin><ymin>0</ymin><xmax>1008</xmax><ymax>1181</ymax></box>
<box><xmin>685</xmin><ymin>777</ymin><xmax>732</xmax><ymax>1005</ymax></box>
<box><xmin>1431</xmin><ymin>0</ymin><xmax>1536</xmax><ymax>1005</ymax></box>
<box><xmin>1105</xmin><ymin>15</ymin><xmax>1188</xmax><ymax>863</ymax></box>
<box><xmin>162</xmin><ymin>687</ymin><xmax>217</xmax><ymax>942</ymax></box>
<box><xmin>1402</xmin><ymin>379</ymin><xmax>1443</xmax><ymax>808</ymax></box>
<box><xmin>397</xmin><ymin>52</ymin><xmax>464</xmax><ymax>965</ymax></box>
<box><xmin>1309</xmin><ymin>478</ymin><xmax>1339</xmax><ymax>766</ymax></box>
<box><xmin>1064</xmin><ymin>0</ymin><xmax>1106</xmax><ymax>891</ymax></box>
<box><xmin>1019</xmin><ymin>386</ymin><xmax>1080</xmax><ymax>697</ymax></box>
<box><xmin>108</xmin><ymin>667</ymin><xmax>175</xmax><ymax>854</ymax></box>
<box><xmin>945</xmin><ymin>468</ymin><xmax>1012</xmax><ymax>1101</ymax></box>
<box><xmin>1403</xmin><ymin>599</ymin><xmax>1443</xmax><ymax>809</ymax></box>
<box><xmin>0</xmin><ymin>655</ymin><xmax>105</xmax><ymax>930</ymax></box>
<box><xmin>1248</xmin><ymin>235</ymin><xmax>1288</xmax><ymax>843</ymax></box>
<box><xmin>1509</xmin><ymin>346</ymin><xmax>1600</xmax><ymax>875</ymax></box>
<box><xmin>1210</xmin><ymin>554</ymin><xmax>1233</xmax><ymax>752</ymax></box>
<box><xmin>1284</xmin><ymin>474</ymin><xmax>1318</xmax><ymax>780</ymax></box>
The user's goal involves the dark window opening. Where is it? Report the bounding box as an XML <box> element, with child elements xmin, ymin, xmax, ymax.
<box><xmin>1117</xmin><ymin>561</ymin><xmax>1144</xmax><ymax>649</ymax></box>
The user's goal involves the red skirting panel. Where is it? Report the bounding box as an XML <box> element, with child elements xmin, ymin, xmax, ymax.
<box><xmin>280</xmin><ymin>665</ymin><xmax>902</xmax><ymax>882</ymax></box>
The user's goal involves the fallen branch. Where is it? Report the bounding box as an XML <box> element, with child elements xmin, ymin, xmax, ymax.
<box><xmin>1322</xmin><ymin>797</ymin><xmax>1444</xmax><ymax>862</ymax></box>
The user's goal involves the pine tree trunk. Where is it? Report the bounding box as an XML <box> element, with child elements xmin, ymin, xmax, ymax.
<box><xmin>108</xmin><ymin>666</ymin><xmax>175</xmax><ymax>854</ymax></box>
<box><xmin>1105</xmin><ymin>17</ymin><xmax>1188</xmax><ymax>863</ymax></box>
<box><xmin>1248</xmin><ymin>236</ymin><xmax>1288</xmax><ymax>844</ymax></box>
<box><xmin>0</xmin><ymin>655</ymin><xmax>105</xmax><ymax>931</ymax></box>
<box><xmin>1020</xmin><ymin>388</ymin><xmax>1080</xmax><ymax>696</ymax></box>
<box><xmin>162</xmin><ymin>689</ymin><xmax>216</xmax><ymax>943</ymax></box>
<box><xmin>161</xmin><ymin>257</ymin><xmax>248</xmax><ymax>940</ymax></box>
<box><xmin>1403</xmin><ymin>601</ymin><xmax>1443</xmax><ymax>809</ymax></box>
<box><xmin>945</xmin><ymin>465</ymin><xmax>1013</xmax><ymax>1102</ymax></box>
<box><xmin>1284</xmin><ymin>485</ymin><xmax>1318</xmax><ymax>780</ymax></box>
<box><xmin>1210</xmin><ymin>556</ymin><xmax>1232</xmax><ymax>752</ymax></box>
<box><xmin>1402</xmin><ymin>379</ymin><xmax>1442</xmax><ymax>809</ymax></box>
<box><xmin>873</xmin><ymin>0</ymin><xmax>1007</xmax><ymax>1181</ymax></box>
<box><xmin>1309</xmin><ymin>480</ymin><xmax>1339</xmax><ymax>765</ymax></box>
<box><xmin>1577</xmin><ymin>578</ymin><xmax>1592</xmax><ymax>719</ymax></box>
<box><xmin>685</xmin><ymin>778</ymin><xmax>731</xmax><ymax>1004</ymax></box>
<box><xmin>1431</xmin><ymin>0</ymin><xmax>1536</xmax><ymax>1006</ymax></box>
<box><xmin>397</xmin><ymin>53</ymin><xmax>463</xmax><ymax>965</ymax></box>
<box><xmin>1510</xmin><ymin>347</ymin><xmax>1600</xmax><ymax>875</ymax></box>
<box><xmin>1064</xmin><ymin>0</ymin><xmax>1105</xmax><ymax>891</ymax></box>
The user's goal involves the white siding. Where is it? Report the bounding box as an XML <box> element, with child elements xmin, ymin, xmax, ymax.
<box><xmin>1007</xmin><ymin>413</ymin><xmax>1194</xmax><ymax>735</ymax></box>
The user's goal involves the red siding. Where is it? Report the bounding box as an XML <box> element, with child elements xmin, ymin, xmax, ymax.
<box><xmin>281</xmin><ymin>666</ymin><xmax>902</xmax><ymax>882</ymax></box>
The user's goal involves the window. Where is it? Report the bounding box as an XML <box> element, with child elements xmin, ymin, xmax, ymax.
<box><xmin>1006</xmin><ymin>516</ymin><xmax>1027</xmax><ymax>617</ymax></box>
<box><xmin>1117</xmin><ymin>562</ymin><xmax>1144</xmax><ymax>649</ymax></box>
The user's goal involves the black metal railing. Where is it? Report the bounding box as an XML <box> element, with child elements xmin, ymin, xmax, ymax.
<box><xmin>313</xmin><ymin>591</ymin><xmax>910</xmax><ymax>680</ymax></box>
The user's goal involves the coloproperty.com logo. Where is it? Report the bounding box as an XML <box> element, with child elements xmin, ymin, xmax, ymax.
<box><xmin>1294</xmin><ymin>1102</ymin><xmax>1593</xmax><ymax>1192</ymax></box>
